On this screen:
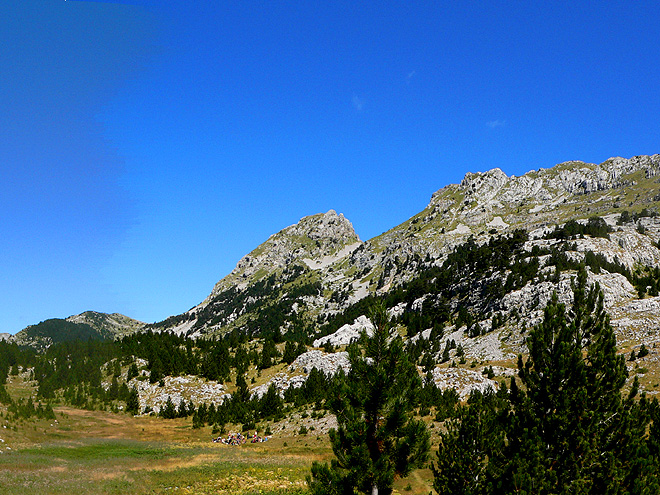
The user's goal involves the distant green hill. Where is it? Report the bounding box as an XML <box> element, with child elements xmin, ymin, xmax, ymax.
<box><xmin>13</xmin><ymin>318</ymin><xmax>111</xmax><ymax>350</ymax></box>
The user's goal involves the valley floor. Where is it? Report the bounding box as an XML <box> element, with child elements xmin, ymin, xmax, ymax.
<box><xmin>0</xmin><ymin>405</ymin><xmax>434</xmax><ymax>495</ymax></box>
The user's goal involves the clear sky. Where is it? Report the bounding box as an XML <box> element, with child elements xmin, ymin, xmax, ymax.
<box><xmin>2</xmin><ymin>0</ymin><xmax>659</xmax><ymax>333</ymax></box>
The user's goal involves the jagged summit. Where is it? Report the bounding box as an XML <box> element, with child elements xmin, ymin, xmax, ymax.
<box><xmin>153</xmin><ymin>209</ymin><xmax>363</xmax><ymax>338</ymax></box>
<box><xmin>209</xmin><ymin>209</ymin><xmax>360</xmax><ymax>296</ymax></box>
<box><xmin>431</xmin><ymin>154</ymin><xmax>660</xmax><ymax>209</ymax></box>
<box><xmin>420</xmin><ymin>154</ymin><xmax>660</xmax><ymax>234</ymax></box>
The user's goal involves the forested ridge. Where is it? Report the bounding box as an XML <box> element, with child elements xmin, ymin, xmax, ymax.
<box><xmin>3</xmin><ymin>219</ymin><xmax>659</xmax><ymax>417</ymax></box>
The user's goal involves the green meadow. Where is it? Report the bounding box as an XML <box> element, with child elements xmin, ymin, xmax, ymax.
<box><xmin>0</xmin><ymin>403</ymin><xmax>433</xmax><ymax>495</ymax></box>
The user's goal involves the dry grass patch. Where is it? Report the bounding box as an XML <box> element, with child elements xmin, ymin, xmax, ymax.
<box><xmin>0</xmin><ymin>403</ymin><xmax>338</xmax><ymax>494</ymax></box>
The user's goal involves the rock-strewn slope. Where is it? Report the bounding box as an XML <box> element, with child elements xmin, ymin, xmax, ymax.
<box><xmin>14</xmin><ymin>155</ymin><xmax>660</xmax><ymax>362</ymax></box>
<box><xmin>140</xmin><ymin>156</ymin><xmax>659</xmax><ymax>350</ymax></box>
<box><xmin>208</xmin><ymin>209</ymin><xmax>360</xmax><ymax>296</ymax></box>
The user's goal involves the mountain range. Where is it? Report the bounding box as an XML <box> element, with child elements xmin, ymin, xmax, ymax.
<box><xmin>11</xmin><ymin>154</ymin><xmax>660</xmax><ymax>362</ymax></box>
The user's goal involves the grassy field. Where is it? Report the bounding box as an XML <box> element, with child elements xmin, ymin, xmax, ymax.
<box><xmin>0</xmin><ymin>402</ymin><xmax>436</xmax><ymax>495</ymax></box>
<box><xmin>4</xmin><ymin>346</ymin><xmax>655</xmax><ymax>494</ymax></box>
<box><xmin>0</xmin><ymin>402</ymin><xmax>321</xmax><ymax>495</ymax></box>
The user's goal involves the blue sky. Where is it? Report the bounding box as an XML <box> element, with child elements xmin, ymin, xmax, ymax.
<box><xmin>2</xmin><ymin>0</ymin><xmax>659</xmax><ymax>333</ymax></box>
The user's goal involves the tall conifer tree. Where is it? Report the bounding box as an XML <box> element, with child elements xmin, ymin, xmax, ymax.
<box><xmin>308</xmin><ymin>301</ymin><xmax>430</xmax><ymax>495</ymax></box>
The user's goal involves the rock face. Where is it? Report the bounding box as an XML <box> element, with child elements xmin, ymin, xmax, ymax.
<box><xmin>312</xmin><ymin>316</ymin><xmax>373</xmax><ymax>347</ymax></box>
<box><xmin>209</xmin><ymin>209</ymin><xmax>360</xmax><ymax>296</ymax></box>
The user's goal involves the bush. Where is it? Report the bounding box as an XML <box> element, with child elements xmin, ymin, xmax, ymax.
<box><xmin>482</xmin><ymin>366</ymin><xmax>495</xmax><ymax>379</ymax></box>
<box><xmin>242</xmin><ymin>420</ymin><xmax>256</xmax><ymax>432</ymax></box>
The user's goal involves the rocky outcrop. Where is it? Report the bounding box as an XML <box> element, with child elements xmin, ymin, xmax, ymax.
<box><xmin>312</xmin><ymin>316</ymin><xmax>373</xmax><ymax>347</ymax></box>
<box><xmin>449</xmin><ymin>154</ymin><xmax>660</xmax><ymax>210</ymax></box>
<box><xmin>251</xmin><ymin>349</ymin><xmax>500</xmax><ymax>405</ymax></box>
<box><xmin>250</xmin><ymin>350</ymin><xmax>351</xmax><ymax>399</ymax></box>
<box><xmin>128</xmin><ymin>374</ymin><xmax>229</xmax><ymax>415</ymax></box>
<box><xmin>209</xmin><ymin>210</ymin><xmax>360</xmax><ymax>296</ymax></box>
<box><xmin>428</xmin><ymin>367</ymin><xmax>497</xmax><ymax>401</ymax></box>
<box><xmin>611</xmin><ymin>296</ymin><xmax>660</xmax><ymax>346</ymax></box>
<box><xmin>289</xmin><ymin>350</ymin><xmax>351</xmax><ymax>376</ymax></box>
<box><xmin>250</xmin><ymin>373</ymin><xmax>308</xmax><ymax>399</ymax></box>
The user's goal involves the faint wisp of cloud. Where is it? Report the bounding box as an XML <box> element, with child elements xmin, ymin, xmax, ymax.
<box><xmin>406</xmin><ymin>70</ymin><xmax>416</xmax><ymax>83</ymax></box>
<box><xmin>352</xmin><ymin>94</ymin><xmax>365</xmax><ymax>111</ymax></box>
<box><xmin>486</xmin><ymin>119</ymin><xmax>506</xmax><ymax>128</ymax></box>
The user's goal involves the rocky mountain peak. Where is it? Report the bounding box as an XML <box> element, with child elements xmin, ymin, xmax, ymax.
<box><xmin>425</xmin><ymin>155</ymin><xmax>660</xmax><ymax>229</ymax></box>
<box><xmin>65</xmin><ymin>311</ymin><xmax>145</xmax><ymax>338</ymax></box>
<box><xmin>287</xmin><ymin>209</ymin><xmax>359</xmax><ymax>243</ymax></box>
<box><xmin>459</xmin><ymin>167</ymin><xmax>509</xmax><ymax>204</ymax></box>
<box><xmin>208</xmin><ymin>210</ymin><xmax>360</xmax><ymax>297</ymax></box>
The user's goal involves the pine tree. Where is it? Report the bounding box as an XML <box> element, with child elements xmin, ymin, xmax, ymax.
<box><xmin>127</xmin><ymin>362</ymin><xmax>139</xmax><ymax>381</ymax></box>
<box><xmin>0</xmin><ymin>382</ymin><xmax>12</xmax><ymax>405</ymax></box>
<box><xmin>433</xmin><ymin>267</ymin><xmax>658</xmax><ymax>494</ymax></box>
<box><xmin>421</xmin><ymin>352</ymin><xmax>435</xmax><ymax>373</ymax></box>
<box><xmin>160</xmin><ymin>396</ymin><xmax>176</xmax><ymax>419</ymax></box>
<box><xmin>308</xmin><ymin>301</ymin><xmax>430</xmax><ymax>495</ymax></box>
<box><xmin>282</xmin><ymin>340</ymin><xmax>300</xmax><ymax>365</ymax></box>
<box><xmin>504</xmin><ymin>268</ymin><xmax>633</xmax><ymax>493</ymax></box>
<box><xmin>177</xmin><ymin>398</ymin><xmax>188</xmax><ymax>418</ymax></box>
<box><xmin>259</xmin><ymin>383</ymin><xmax>284</xmax><ymax>420</ymax></box>
<box><xmin>107</xmin><ymin>376</ymin><xmax>119</xmax><ymax>400</ymax></box>
<box><xmin>149</xmin><ymin>357</ymin><xmax>163</xmax><ymax>384</ymax></box>
<box><xmin>125</xmin><ymin>387</ymin><xmax>139</xmax><ymax>415</ymax></box>
<box><xmin>191</xmin><ymin>409</ymin><xmax>204</xmax><ymax>429</ymax></box>
<box><xmin>259</xmin><ymin>338</ymin><xmax>279</xmax><ymax>369</ymax></box>
<box><xmin>432</xmin><ymin>388</ymin><xmax>508</xmax><ymax>495</ymax></box>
